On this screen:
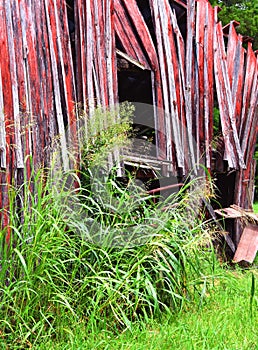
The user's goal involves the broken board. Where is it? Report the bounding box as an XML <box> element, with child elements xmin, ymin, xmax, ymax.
<box><xmin>233</xmin><ymin>224</ymin><xmax>258</xmax><ymax>263</ymax></box>
<box><xmin>215</xmin><ymin>205</ymin><xmax>258</xmax><ymax>222</ymax></box>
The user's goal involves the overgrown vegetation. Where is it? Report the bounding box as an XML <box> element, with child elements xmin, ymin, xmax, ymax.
<box><xmin>80</xmin><ymin>103</ymin><xmax>134</xmax><ymax>168</ymax></box>
<box><xmin>0</xmin><ymin>164</ymin><xmax>217</xmax><ymax>347</ymax></box>
<box><xmin>0</xmin><ymin>106</ymin><xmax>256</xmax><ymax>348</ymax></box>
<box><xmin>34</xmin><ymin>269</ymin><xmax>258</xmax><ymax>350</ymax></box>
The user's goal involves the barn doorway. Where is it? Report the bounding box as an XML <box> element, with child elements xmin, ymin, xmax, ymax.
<box><xmin>116</xmin><ymin>54</ymin><xmax>160</xmax><ymax>196</ymax></box>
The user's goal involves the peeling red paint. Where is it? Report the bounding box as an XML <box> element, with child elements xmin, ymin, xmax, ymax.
<box><xmin>0</xmin><ymin>0</ymin><xmax>257</xmax><ymax>246</ymax></box>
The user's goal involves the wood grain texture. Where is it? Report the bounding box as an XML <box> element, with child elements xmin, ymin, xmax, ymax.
<box><xmin>0</xmin><ymin>0</ymin><xmax>257</xmax><ymax>247</ymax></box>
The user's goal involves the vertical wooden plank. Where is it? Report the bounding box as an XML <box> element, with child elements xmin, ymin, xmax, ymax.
<box><xmin>214</xmin><ymin>22</ymin><xmax>245</xmax><ymax>169</ymax></box>
<box><xmin>195</xmin><ymin>0</ymin><xmax>206</xmax><ymax>168</ymax></box>
<box><xmin>18</xmin><ymin>0</ymin><xmax>33</xmax><ymax>180</ymax></box>
<box><xmin>74</xmin><ymin>0</ymin><xmax>90</xmax><ymax>113</ymax></box>
<box><xmin>91</xmin><ymin>1</ymin><xmax>103</xmax><ymax>108</ymax></box>
<box><xmin>170</xmin><ymin>10</ymin><xmax>188</xmax><ymax>172</ymax></box>
<box><xmin>153</xmin><ymin>72</ymin><xmax>166</xmax><ymax>162</ymax></box>
<box><xmin>232</xmin><ymin>36</ymin><xmax>245</xmax><ymax>132</ymax></box>
<box><xmin>185</xmin><ymin>0</ymin><xmax>196</xmax><ymax>172</ymax></box>
<box><xmin>31</xmin><ymin>1</ymin><xmax>48</xmax><ymax>169</ymax></box>
<box><xmin>10</xmin><ymin>0</ymin><xmax>27</xmax><ymax>128</ymax></box>
<box><xmin>204</xmin><ymin>1</ymin><xmax>214</xmax><ymax>170</ymax></box>
<box><xmin>114</xmin><ymin>0</ymin><xmax>150</xmax><ymax>68</ymax></box>
<box><xmin>106</xmin><ymin>0</ymin><xmax>121</xmax><ymax>173</ymax></box>
<box><xmin>44</xmin><ymin>0</ymin><xmax>69</xmax><ymax>171</ymax></box>
<box><xmin>150</xmin><ymin>0</ymin><xmax>173</xmax><ymax>169</ymax></box>
<box><xmin>50</xmin><ymin>0</ymin><xmax>78</xmax><ymax>161</ymax></box>
<box><xmin>226</xmin><ymin>21</ymin><xmax>239</xmax><ymax>87</ymax></box>
<box><xmin>109</xmin><ymin>0</ymin><xmax>118</xmax><ymax>106</ymax></box>
<box><xmin>55</xmin><ymin>0</ymin><xmax>77</xmax><ymax>118</ymax></box>
<box><xmin>0</xmin><ymin>69</ymin><xmax>6</xmax><ymax>169</ymax></box>
<box><xmin>241</xmin><ymin>55</ymin><xmax>258</xmax><ymax>209</ymax></box>
<box><xmin>214</xmin><ymin>28</ymin><xmax>236</xmax><ymax>168</ymax></box>
<box><xmin>240</xmin><ymin>43</ymin><xmax>257</xmax><ymax>155</ymax></box>
<box><xmin>159</xmin><ymin>0</ymin><xmax>184</xmax><ymax>170</ymax></box>
<box><xmin>93</xmin><ymin>0</ymin><xmax>109</xmax><ymax>109</ymax></box>
<box><xmin>227</xmin><ymin>23</ymin><xmax>245</xmax><ymax>132</ymax></box>
<box><xmin>22</xmin><ymin>0</ymin><xmax>46</xmax><ymax>170</ymax></box>
<box><xmin>0</xmin><ymin>1</ymin><xmax>12</xmax><ymax>238</ymax></box>
<box><xmin>105</xmin><ymin>0</ymin><xmax>115</xmax><ymax>107</ymax></box>
<box><xmin>0</xmin><ymin>3</ymin><xmax>13</xmax><ymax>169</ymax></box>
<box><xmin>207</xmin><ymin>2</ymin><xmax>214</xmax><ymax>165</ymax></box>
<box><xmin>5</xmin><ymin>0</ymin><xmax>24</xmax><ymax>169</ymax></box>
<box><xmin>74</xmin><ymin>0</ymin><xmax>83</xmax><ymax>105</ymax></box>
<box><xmin>232</xmin><ymin>43</ymin><xmax>256</xmax><ymax>212</ymax></box>
<box><xmin>86</xmin><ymin>0</ymin><xmax>95</xmax><ymax>115</ymax></box>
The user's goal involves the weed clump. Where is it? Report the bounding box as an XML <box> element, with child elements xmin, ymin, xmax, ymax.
<box><xmin>0</xmin><ymin>105</ymin><xmax>217</xmax><ymax>347</ymax></box>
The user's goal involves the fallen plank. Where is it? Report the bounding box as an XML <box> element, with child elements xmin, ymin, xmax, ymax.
<box><xmin>215</xmin><ymin>207</ymin><xmax>243</xmax><ymax>219</ymax></box>
<box><xmin>215</xmin><ymin>205</ymin><xmax>258</xmax><ymax>223</ymax></box>
<box><xmin>233</xmin><ymin>224</ymin><xmax>258</xmax><ymax>263</ymax></box>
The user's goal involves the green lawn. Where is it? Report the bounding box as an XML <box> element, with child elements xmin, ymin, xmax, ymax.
<box><xmin>38</xmin><ymin>269</ymin><xmax>258</xmax><ymax>350</ymax></box>
<box><xmin>253</xmin><ymin>202</ymin><xmax>258</xmax><ymax>214</ymax></box>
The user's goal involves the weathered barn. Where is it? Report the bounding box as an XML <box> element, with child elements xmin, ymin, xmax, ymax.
<box><xmin>0</xmin><ymin>0</ymin><xmax>257</xmax><ymax>250</ymax></box>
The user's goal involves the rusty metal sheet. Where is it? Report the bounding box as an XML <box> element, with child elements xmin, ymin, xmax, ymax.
<box><xmin>233</xmin><ymin>224</ymin><xmax>258</xmax><ymax>263</ymax></box>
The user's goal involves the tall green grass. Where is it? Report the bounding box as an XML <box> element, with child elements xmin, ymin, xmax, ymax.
<box><xmin>38</xmin><ymin>269</ymin><xmax>258</xmax><ymax>350</ymax></box>
<box><xmin>0</xmin><ymin>105</ymin><xmax>220</xmax><ymax>347</ymax></box>
<box><xmin>0</xmin><ymin>163</ymin><xmax>217</xmax><ymax>348</ymax></box>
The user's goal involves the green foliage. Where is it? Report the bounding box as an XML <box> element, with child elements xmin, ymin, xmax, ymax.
<box><xmin>81</xmin><ymin>102</ymin><xmax>134</xmax><ymax>168</ymax></box>
<box><xmin>0</xmin><ymin>161</ymin><xmax>217</xmax><ymax>347</ymax></box>
<box><xmin>0</xmin><ymin>106</ymin><xmax>219</xmax><ymax>347</ymax></box>
<box><xmin>26</xmin><ymin>270</ymin><xmax>258</xmax><ymax>349</ymax></box>
<box><xmin>210</xmin><ymin>0</ymin><xmax>258</xmax><ymax>49</ymax></box>
<box><xmin>213</xmin><ymin>107</ymin><xmax>221</xmax><ymax>137</ymax></box>
<box><xmin>0</xmin><ymin>174</ymin><xmax>218</xmax><ymax>348</ymax></box>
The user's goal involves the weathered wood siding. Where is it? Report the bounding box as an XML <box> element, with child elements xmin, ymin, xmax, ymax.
<box><xmin>0</xmin><ymin>0</ymin><xmax>257</xmax><ymax>243</ymax></box>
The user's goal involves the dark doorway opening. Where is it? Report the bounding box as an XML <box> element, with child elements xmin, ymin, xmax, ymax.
<box><xmin>118</xmin><ymin>67</ymin><xmax>156</xmax><ymax>146</ymax></box>
<box><xmin>117</xmin><ymin>61</ymin><xmax>160</xmax><ymax>196</ymax></box>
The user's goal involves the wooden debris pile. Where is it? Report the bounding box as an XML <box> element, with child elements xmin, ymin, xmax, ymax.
<box><xmin>0</xmin><ymin>0</ymin><xmax>257</xmax><ymax>246</ymax></box>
